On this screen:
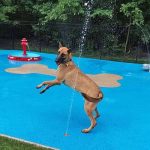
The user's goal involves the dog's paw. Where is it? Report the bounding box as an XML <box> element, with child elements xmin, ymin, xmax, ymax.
<box><xmin>40</xmin><ymin>90</ymin><xmax>45</xmax><ymax>94</ymax></box>
<box><xmin>81</xmin><ymin>129</ymin><xmax>90</xmax><ymax>133</ymax></box>
<box><xmin>81</xmin><ymin>123</ymin><xmax>97</xmax><ymax>133</ymax></box>
<box><xmin>95</xmin><ymin>114</ymin><xmax>100</xmax><ymax>119</ymax></box>
<box><xmin>36</xmin><ymin>84</ymin><xmax>42</xmax><ymax>89</ymax></box>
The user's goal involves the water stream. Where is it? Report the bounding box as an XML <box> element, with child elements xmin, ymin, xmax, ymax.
<box><xmin>64</xmin><ymin>0</ymin><xmax>94</xmax><ymax>135</ymax></box>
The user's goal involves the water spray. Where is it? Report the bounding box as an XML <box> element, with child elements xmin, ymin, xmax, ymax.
<box><xmin>64</xmin><ymin>0</ymin><xmax>94</xmax><ymax>136</ymax></box>
<box><xmin>79</xmin><ymin>0</ymin><xmax>94</xmax><ymax>54</ymax></box>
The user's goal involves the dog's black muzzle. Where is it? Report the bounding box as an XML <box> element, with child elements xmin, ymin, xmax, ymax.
<box><xmin>55</xmin><ymin>55</ymin><xmax>66</xmax><ymax>65</ymax></box>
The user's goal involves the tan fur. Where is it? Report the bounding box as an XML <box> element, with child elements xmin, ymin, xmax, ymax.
<box><xmin>36</xmin><ymin>47</ymin><xmax>103</xmax><ymax>133</ymax></box>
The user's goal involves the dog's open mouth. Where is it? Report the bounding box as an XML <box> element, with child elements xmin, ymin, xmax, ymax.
<box><xmin>55</xmin><ymin>58</ymin><xmax>61</xmax><ymax>65</ymax></box>
<box><xmin>55</xmin><ymin>58</ymin><xmax>66</xmax><ymax>65</ymax></box>
<box><xmin>56</xmin><ymin>61</ymin><xmax>61</xmax><ymax>65</ymax></box>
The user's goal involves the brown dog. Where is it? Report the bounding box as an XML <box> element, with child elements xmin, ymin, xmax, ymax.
<box><xmin>36</xmin><ymin>45</ymin><xmax>103</xmax><ymax>133</ymax></box>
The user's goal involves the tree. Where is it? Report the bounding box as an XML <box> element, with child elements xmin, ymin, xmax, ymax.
<box><xmin>0</xmin><ymin>0</ymin><xmax>150</xmax><ymax>53</ymax></box>
<box><xmin>120</xmin><ymin>0</ymin><xmax>150</xmax><ymax>52</ymax></box>
<box><xmin>0</xmin><ymin>0</ymin><xmax>16</xmax><ymax>22</ymax></box>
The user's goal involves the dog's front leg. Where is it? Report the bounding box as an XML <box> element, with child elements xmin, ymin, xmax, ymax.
<box><xmin>36</xmin><ymin>81</ymin><xmax>52</xmax><ymax>89</ymax></box>
<box><xmin>37</xmin><ymin>80</ymin><xmax>61</xmax><ymax>94</ymax></box>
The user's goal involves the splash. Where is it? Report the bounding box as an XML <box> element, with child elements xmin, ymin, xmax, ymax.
<box><xmin>64</xmin><ymin>0</ymin><xmax>94</xmax><ymax>135</ymax></box>
<box><xmin>79</xmin><ymin>0</ymin><xmax>94</xmax><ymax>55</ymax></box>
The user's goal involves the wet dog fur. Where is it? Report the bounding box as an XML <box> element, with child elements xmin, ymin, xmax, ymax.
<box><xmin>36</xmin><ymin>43</ymin><xmax>103</xmax><ymax>133</ymax></box>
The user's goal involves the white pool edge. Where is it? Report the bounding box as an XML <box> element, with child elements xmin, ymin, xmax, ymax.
<box><xmin>0</xmin><ymin>134</ymin><xmax>60</xmax><ymax>150</ymax></box>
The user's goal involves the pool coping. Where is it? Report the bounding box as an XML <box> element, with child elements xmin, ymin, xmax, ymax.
<box><xmin>0</xmin><ymin>134</ymin><xmax>59</xmax><ymax>150</ymax></box>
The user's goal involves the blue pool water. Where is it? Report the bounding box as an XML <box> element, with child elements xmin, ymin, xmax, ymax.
<box><xmin>0</xmin><ymin>50</ymin><xmax>150</xmax><ymax>150</ymax></box>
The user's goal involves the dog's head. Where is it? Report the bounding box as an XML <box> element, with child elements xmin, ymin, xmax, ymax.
<box><xmin>55</xmin><ymin>43</ymin><xmax>72</xmax><ymax>65</ymax></box>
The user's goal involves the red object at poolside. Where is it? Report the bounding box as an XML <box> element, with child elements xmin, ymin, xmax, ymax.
<box><xmin>21</xmin><ymin>38</ymin><xmax>28</xmax><ymax>56</ymax></box>
<box><xmin>8</xmin><ymin>55</ymin><xmax>41</xmax><ymax>61</ymax></box>
<box><xmin>8</xmin><ymin>37</ymin><xmax>41</xmax><ymax>61</ymax></box>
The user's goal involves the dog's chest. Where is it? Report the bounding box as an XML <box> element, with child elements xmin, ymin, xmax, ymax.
<box><xmin>62</xmin><ymin>66</ymin><xmax>79</xmax><ymax>86</ymax></box>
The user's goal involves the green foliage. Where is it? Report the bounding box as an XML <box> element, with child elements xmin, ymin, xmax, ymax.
<box><xmin>120</xmin><ymin>1</ymin><xmax>144</xmax><ymax>25</ymax></box>
<box><xmin>91</xmin><ymin>9</ymin><xmax>113</xmax><ymax>19</ymax></box>
<box><xmin>0</xmin><ymin>0</ymin><xmax>150</xmax><ymax>53</ymax></box>
<box><xmin>120</xmin><ymin>0</ymin><xmax>150</xmax><ymax>45</ymax></box>
<box><xmin>0</xmin><ymin>0</ymin><xmax>124</xmax><ymax>23</ymax></box>
<box><xmin>139</xmin><ymin>24</ymin><xmax>150</xmax><ymax>44</ymax></box>
<box><xmin>0</xmin><ymin>0</ymin><xmax>16</xmax><ymax>22</ymax></box>
<box><xmin>0</xmin><ymin>0</ymin><xmax>36</xmax><ymax>23</ymax></box>
<box><xmin>34</xmin><ymin>0</ymin><xmax>83</xmax><ymax>23</ymax></box>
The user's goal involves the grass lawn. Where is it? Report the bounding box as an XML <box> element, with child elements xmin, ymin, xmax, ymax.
<box><xmin>0</xmin><ymin>135</ymin><xmax>54</xmax><ymax>150</ymax></box>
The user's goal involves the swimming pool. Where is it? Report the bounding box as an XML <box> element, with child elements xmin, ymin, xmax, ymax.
<box><xmin>0</xmin><ymin>50</ymin><xmax>150</xmax><ymax>150</ymax></box>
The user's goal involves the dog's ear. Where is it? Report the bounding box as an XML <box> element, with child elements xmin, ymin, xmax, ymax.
<box><xmin>68</xmin><ymin>48</ymin><xmax>72</xmax><ymax>54</ymax></box>
<box><xmin>59</xmin><ymin>41</ymin><xmax>65</xmax><ymax>48</ymax></box>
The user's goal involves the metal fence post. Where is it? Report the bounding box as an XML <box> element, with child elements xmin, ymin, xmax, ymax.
<box><xmin>39</xmin><ymin>23</ymin><xmax>42</xmax><ymax>52</ymax></box>
<box><xmin>11</xmin><ymin>25</ymin><xmax>15</xmax><ymax>49</ymax></box>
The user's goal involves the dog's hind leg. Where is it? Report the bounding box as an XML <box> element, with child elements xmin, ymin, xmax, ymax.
<box><xmin>94</xmin><ymin>107</ymin><xmax>100</xmax><ymax>119</ymax></box>
<box><xmin>82</xmin><ymin>100</ymin><xmax>97</xmax><ymax>133</ymax></box>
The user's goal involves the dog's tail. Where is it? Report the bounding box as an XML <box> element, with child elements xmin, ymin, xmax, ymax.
<box><xmin>98</xmin><ymin>92</ymin><xmax>103</xmax><ymax>100</ymax></box>
<box><xmin>81</xmin><ymin>92</ymin><xmax>103</xmax><ymax>102</ymax></box>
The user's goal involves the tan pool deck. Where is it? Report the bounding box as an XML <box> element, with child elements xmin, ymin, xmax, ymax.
<box><xmin>5</xmin><ymin>64</ymin><xmax>123</xmax><ymax>88</ymax></box>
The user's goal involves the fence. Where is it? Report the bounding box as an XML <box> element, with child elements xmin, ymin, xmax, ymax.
<box><xmin>0</xmin><ymin>22</ymin><xmax>149</xmax><ymax>63</ymax></box>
